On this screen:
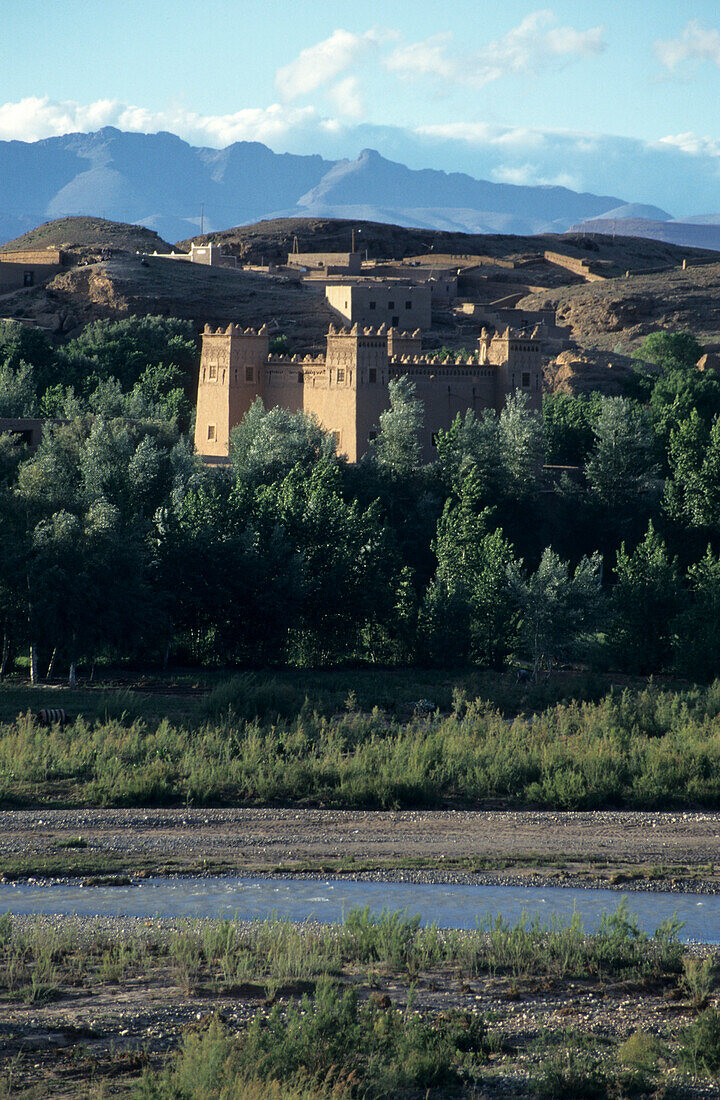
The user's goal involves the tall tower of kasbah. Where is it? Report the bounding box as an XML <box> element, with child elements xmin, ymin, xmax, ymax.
<box><xmin>194</xmin><ymin>324</ymin><xmax>269</xmax><ymax>457</ymax></box>
<box><xmin>478</xmin><ymin>326</ymin><xmax>543</xmax><ymax>412</ymax></box>
<box><xmin>320</xmin><ymin>324</ymin><xmax>390</xmax><ymax>462</ymax></box>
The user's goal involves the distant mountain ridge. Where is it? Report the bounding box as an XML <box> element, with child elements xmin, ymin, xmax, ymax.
<box><xmin>0</xmin><ymin>127</ymin><xmax>630</xmax><ymax>244</ymax></box>
<box><xmin>569</xmin><ymin>216</ymin><xmax>720</xmax><ymax>252</ymax></box>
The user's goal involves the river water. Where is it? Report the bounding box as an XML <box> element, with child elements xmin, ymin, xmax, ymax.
<box><xmin>1</xmin><ymin>876</ymin><xmax>719</xmax><ymax>941</ymax></box>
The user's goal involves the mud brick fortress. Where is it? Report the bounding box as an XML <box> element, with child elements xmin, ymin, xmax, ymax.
<box><xmin>195</xmin><ymin>322</ymin><xmax>542</xmax><ymax>463</ymax></box>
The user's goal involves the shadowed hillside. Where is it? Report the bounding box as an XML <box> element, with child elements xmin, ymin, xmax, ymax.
<box><xmin>180</xmin><ymin>218</ymin><xmax>719</xmax><ymax>275</ymax></box>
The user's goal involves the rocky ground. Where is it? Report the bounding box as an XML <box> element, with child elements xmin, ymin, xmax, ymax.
<box><xmin>2</xmin><ymin>807</ymin><xmax>720</xmax><ymax>890</ymax></box>
<box><xmin>520</xmin><ymin>262</ymin><xmax>720</xmax><ymax>355</ymax></box>
<box><xmin>0</xmin><ymin>255</ymin><xmax>338</xmax><ymax>345</ymax></box>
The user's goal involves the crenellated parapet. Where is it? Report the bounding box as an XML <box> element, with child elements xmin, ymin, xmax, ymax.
<box><xmin>196</xmin><ymin>315</ymin><xmax>543</xmax><ymax>462</ymax></box>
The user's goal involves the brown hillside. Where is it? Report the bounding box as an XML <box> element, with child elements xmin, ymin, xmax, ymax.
<box><xmin>179</xmin><ymin>219</ymin><xmax>717</xmax><ymax>276</ymax></box>
<box><xmin>519</xmin><ymin>263</ymin><xmax>720</xmax><ymax>354</ymax></box>
<box><xmin>0</xmin><ymin>255</ymin><xmax>337</xmax><ymax>345</ymax></box>
<box><xmin>0</xmin><ymin>216</ymin><xmax>174</xmax><ymax>263</ymax></box>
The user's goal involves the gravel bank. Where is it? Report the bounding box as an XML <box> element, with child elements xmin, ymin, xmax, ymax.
<box><xmin>2</xmin><ymin>807</ymin><xmax>720</xmax><ymax>890</ymax></box>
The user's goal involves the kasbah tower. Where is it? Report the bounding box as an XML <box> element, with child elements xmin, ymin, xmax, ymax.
<box><xmin>194</xmin><ymin>321</ymin><xmax>543</xmax><ymax>463</ymax></box>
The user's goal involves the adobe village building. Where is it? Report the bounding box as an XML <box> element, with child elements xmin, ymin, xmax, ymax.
<box><xmin>194</xmin><ymin>321</ymin><xmax>543</xmax><ymax>464</ymax></box>
<box><xmin>325</xmin><ymin>283</ymin><xmax>432</xmax><ymax>331</ymax></box>
<box><xmin>0</xmin><ymin>248</ymin><xmax>67</xmax><ymax>293</ymax></box>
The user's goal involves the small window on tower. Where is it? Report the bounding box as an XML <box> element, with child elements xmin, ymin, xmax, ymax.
<box><xmin>405</xmin><ymin>301</ymin><xmax>412</xmax><ymax>310</ymax></box>
<box><xmin>368</xmin><ymin>368</ymin><xmax>377</xmax><ymax>383</ymax></box>
<box><xmin>331</xmin><ymin>430</ymin><xmax>341</xmax><ymax>447</ymax></box>
<box><xmin>209</xmin><ymin>364</ymin><xmax>218</xmax><ymax>380</ymax></box>
<box><xmin>369</xmin><ymin>301</ymin><xmax>376</xmax><ymax>310</ymax></box>
<box><xmin>392</xmin><ymin>316</ymin><xmax>399</xmax><ymax>327</ymax></box>
<box><xmin>207</xmin><ymin>425</ymin><xmax>216</xmax><ymax>441</ymax></box>
<box><xmin>246</xmin><ymin>367</ymin><xmax>254</xmax><ymax>382</ymax></box>
<box><xmin>337</xmin><ymin>368</ymin><xmax>345</xmax><ymax>383</ymax></box>
<box><xmin>298</xmin><ymin>371</ymin><xmax>304</xmax><ymax>382</ymax></box>
<box><xmin>522</xmin><ymin>372</ymin><xmax>531</xmax><ymax>388</ymax></box>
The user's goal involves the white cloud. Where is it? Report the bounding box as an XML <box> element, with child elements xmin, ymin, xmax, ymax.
<box><xmin>655</xmin><ymin>20</ymin><xmax>720</xmax><ymax>72</ymax></box>
<box><xmin>416</xmin><ymin>121</ymin><xmax>547</xmax><ymax>149</ymax></box>
<box><xmin>329</xmin><ymin>76</ymin><xmax>363</xmax><ymax>118</ymax></box>
<box><xmin>274</xmin><ymin>29</ymin><xmax>381</xmax><ymax>100</ymax></box>
<box><xmin>386</xmin><ymin>10</ymin><xmax>604</xmax><ymax>89</ymax></box>
<box><xmin>491</xmin><ymin>162</ymin><xmax>579</xmax><ymax>189</ymax></box>
<box><xmin>656</xmin><ymin>132</ymin><xmax>720</xmax><ymax>157</ymax></box>
<box><xmin>0</xmin><ymin>96</ymin><xmax>320</xmax><ymax>147</ymax></box>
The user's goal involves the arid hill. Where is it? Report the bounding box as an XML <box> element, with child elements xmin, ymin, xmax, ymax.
<box><xmin>0</xmin><ymin>216</ymin><xmax>174</xmax><ymax>264</ymax></box>
<box><xmin>3</xmin><ymin>217</ymin><xmax>720</xmax><ymax>371</ymax></box>
<box><xmin>519</xmin><ymin>262</ymin><xmax>720</xmax><ymax>354</ymax></box>
<box><xmin>0</xmin><ymin>254</ymin><xmax>337</xmax><ymax>345</ymax></box>
<box><xmin>179</xmin><ymin>219</ymin><xmax>717</xmax><ymax>276</ymax></box>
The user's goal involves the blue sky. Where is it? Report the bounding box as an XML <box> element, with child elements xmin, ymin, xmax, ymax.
<box><xmin>3</xmin><ymin>1</ymin><xmax>720</xmax><ymax>214</ymax></box>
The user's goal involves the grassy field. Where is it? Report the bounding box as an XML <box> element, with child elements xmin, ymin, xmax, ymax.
<box><xmin>0</xmin><ymin>665</ymin><xmax>612</xmax><ymax>728</ymax></box>
<box><xmin>1</xmin><ymin>672</ymin><xmax>719</xmax><ymax>810</ymax></box>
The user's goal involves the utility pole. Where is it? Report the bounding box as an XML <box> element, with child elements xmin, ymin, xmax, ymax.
<box><xmin>200</xmin><ymin>202</ymin><xmax>204</xmax><ymax>237</ymax></box>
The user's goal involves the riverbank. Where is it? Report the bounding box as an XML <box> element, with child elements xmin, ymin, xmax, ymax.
<box><xmin>2</xmin><ymin>807</ymin><xmax>720</xmax><ymax>893</ymax></box>
<box><xmin>1</xmin><ymin>907</ymin><xmax>719</xmax><ymax>1098</ymax></box>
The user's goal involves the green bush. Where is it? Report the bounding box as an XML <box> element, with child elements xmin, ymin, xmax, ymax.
<box><xmin>534</xmin><ymin>1048</ymin><xmax>608</xmax><ymax>1098</ymax></box>
<box><xmin>138</xmin><ymin>984</ymin><xmax>487</xmax><ymax>1098</ymax></box>
<box><xmin>6</xmin><ymin>680</ymin><xmax>720</xmax><ymax>810</ymax></box>
<box><xmin>680</xmin><ymin>1007</ymin><xmax>720</xmax><ymax>1075</ymax></box>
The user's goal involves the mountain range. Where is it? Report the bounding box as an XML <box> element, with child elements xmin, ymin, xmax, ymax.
<box><xmin>3</xmin><ymin>127</ymin><xmax>720</xmax><ymax>250</ymax></box>
<box><xmin>0</xmin><ymin>127</ymin><xmax>630</xmax><ymax>245</ymax></box>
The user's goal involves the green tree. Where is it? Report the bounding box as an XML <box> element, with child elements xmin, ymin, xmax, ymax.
<box><xmin>230</xmin><ymin>399</ymin><xmax>336</xmax><ymax>486</ymax></box>
<box><xmin>499</xmin><ymin>391</ymin><xmax>544</xmax><ymax>500</ymax></box>
<box><xmin>369</xmin><ymin>375</ymin><xmax>423</xmax><ymax>477</ymax></box>
<box><xmin>257</xmin><ymin>461</ymin><xmax>392</xmax><ymax>664</ymax></box>
<box><xmin>609</xmin><ymin>522</ymin><xmax>681</xmax><ymax>674</ymax></box>
<box><xmin>664</xmin><ymin>411</ymin><xmax>720</xmax><ymax>529</ymax></box>
<box><xmin>673</xmin><ymin>546</ymin><xmax>720</xmax><ymax>681</ymax></box>
<box><xmin>0</xmin><ymin>361</ymin><xmax>38</xmax><ymax>417</ymax></box>
<box><xmin>0</xmin><ymin>320</ymin><xmax>57</xmax><ymax>392</ymax></box>
<box><xmin>61</xmin><ymin>315</ymin><xmax>198</xmax><ymax>392</ymax></box>
<box><xmin>435</xmin><ymin>408</ymin><xmax>505</xmax><ymax>500</ymax></box>
<box><xmin>543</xmin><ymin>392</ymin><xmax>602</xmax><ymax>466</ymax></box>
<box><xmin>421</xmin><ymin>472</ymin><xmax>517</xmax><ymax>666</ymax></box>
<box><xmin>634</xmin><ymin>330</ymin><xmax>703</xmax><ymax>372</ymax></box>
<box><xmin>649</xmin><ymin>370</ymin><xmax>720</xmax><ymax>460</ymax></box>
<box><xmin>507</xmin><ymin>547</ymin><xmax>603</xmax><ymax>678</ymax></box>
<box><xmin>585</xmin><ymin>397</ymin><xmax>658</xmax><ymax>531</ymax></box>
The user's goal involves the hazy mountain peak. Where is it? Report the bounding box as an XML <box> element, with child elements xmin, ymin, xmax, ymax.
<box><xmin>0</xmin><ymin>128</ymin><xmax>628</xmax><ymax>245</ymax></box>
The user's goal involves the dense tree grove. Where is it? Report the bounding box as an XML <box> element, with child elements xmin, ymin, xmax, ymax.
<box><xmin>1</xmin><ymin>317</ymin><xmax>719</xmax><ymax>682</ymax></box>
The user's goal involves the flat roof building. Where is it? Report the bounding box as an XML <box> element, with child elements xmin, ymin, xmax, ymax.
<box><xmin>325</xmin><ymin>283</ymin><xmax>432</xmax><ymax>332</ymax></box>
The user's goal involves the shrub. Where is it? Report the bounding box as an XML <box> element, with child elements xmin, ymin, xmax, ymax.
<box><xmin>138</xmin><ymin>986</ymin><xmax>487</xmax><ymax>1098</ymax></box>
<box><xmin>618</xmin><ymin>1030</ymin><xmax>661</xmax><ymax>1073</ymax></box>
<box><xmin>681</xmin><ymin>954</ymin><xmax>717</xmax><ymax>1008</ymax></box>
<box><xmin>680</xmin><ymin>1007</ymin><xmax>720</xmax><ymax>1075</ymax></box>
<box><xmin>534</xmin><ymin>1048</ymin><xmax>608</xmax><ymax>1098</ymax></box>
